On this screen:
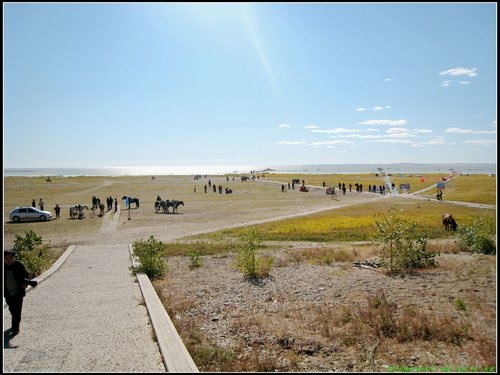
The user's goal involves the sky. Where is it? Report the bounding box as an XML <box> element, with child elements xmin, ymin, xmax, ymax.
<box><xmin>3</xmin><ymin>3</ymin><xmax>497</xmax><ymax>169</ymax></box>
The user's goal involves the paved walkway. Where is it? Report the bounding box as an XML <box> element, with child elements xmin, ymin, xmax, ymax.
<box><xmin>3</xmin><ymin>244</ymin><xmax>190</xmax><ymax>373</ymax></box>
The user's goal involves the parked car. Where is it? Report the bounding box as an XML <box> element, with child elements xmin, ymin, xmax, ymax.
<box><xmin>9</xmin><ymin>207</ymin><xmax>53</xmax><ymax>222</ymax></box>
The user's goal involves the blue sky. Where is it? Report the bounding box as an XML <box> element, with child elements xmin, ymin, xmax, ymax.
<box><xmin>3</xmin><ymin>3</ymin><xmax>497</xmax><ymax>168</ymax></box>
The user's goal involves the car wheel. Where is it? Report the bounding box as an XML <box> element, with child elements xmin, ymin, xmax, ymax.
<box><xmin>39</xmin><ymin>215</ymin><xmax>47</xmax><ymax>221</ymax></box>
<box><xmin>12</xmin><ymin>216</ymin><xmax>20</xmax><ymax>223</ymax></box>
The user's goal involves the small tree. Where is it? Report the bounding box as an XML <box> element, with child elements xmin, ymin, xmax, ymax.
<box><xmin>236</xmin><ymin>228</ymin><xmax>274</xmax><ymax>279</ymax></box>
<box><xmin>131</xmin><ymin>235</ymin><xmax>168</xmax><ymax>279</ymax></box>
<box><xmin>13</xmin><ymin>230</ymin><xmax>51</xmax><ymax>277</ymax></box>
<box><xmin>455</xmin><ymin>215</ymin><xmax>496</xmax><ymax>254</ymax></box>
<box><xmin>372</xmin><ymin>207</ymin><xmax>436</xmax><ymax>273</ymax></box>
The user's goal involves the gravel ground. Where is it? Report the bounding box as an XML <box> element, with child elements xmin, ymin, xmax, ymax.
<box><xmin>159</xmin><ymin>247</ymin><xmax>496</xmax><ymax>372</ymax></box>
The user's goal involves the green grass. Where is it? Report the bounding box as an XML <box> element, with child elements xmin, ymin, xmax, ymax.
<box><xmin>191</xmin><ymin>198</ymin><xmax>496</xmax><ymax>242</ymax></box>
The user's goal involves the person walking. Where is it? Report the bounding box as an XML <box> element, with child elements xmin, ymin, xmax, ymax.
<box><xmin>114</xmin><ymin>198</ymin><xmax>118</xmax><ymax>213</ymax></box>
<box><xmin>4</xmin><ymin>249</ymin><xmax>36</xmax><ymax>338</ymax></box>
<box><xmin>54</xmin><ymin>204</ymin><xmax>61</xmax><ymax>219</ymax></box>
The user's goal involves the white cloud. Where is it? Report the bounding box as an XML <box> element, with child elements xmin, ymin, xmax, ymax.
<box><xmin>277</xmin><ymin>141</ymin><xmax>307</xmax><ymax>145</ymax></box>
<box><xmin>442</xmin><ymin>80</ymin><xmax>471</xmax><ymax>87</ymax></box>
<box><xmin>464</xmin><ymin>138</ymin><xmax>497</xmax><ymax>145</ymax></box>
<box><xmin>278</xmin><ymin>124</ymin><xmax>291</xmax><ymax>129</ymax></box>
<box><xmin>358</xmin><ymin>119</ymin><xmax>408</xmax><ymax>126</ymax></box>
<box><xmin>357</xmin><ymin>106</ymin><xmax>391</xmax><ymax>112</ymax></box>
<box><xmin>309</xmin><ymin>140</ymin><xmax>353</xmax><ymax>147</ymax></box>
<box><xmin>413</xmin><ymin>129</ymin><xmax>433</xmax><ymax>133</ymax></box>
<box><xmin>304</xmin><ymin>125</ymin><xmax>319</xmax><ymax>129</ymax></box>
<box><xmin>311</xmin><ymin>128</ymin><xmax>359</xmax><ymax>134</ymax></box>
<box><xmin>422</xmin><ymin>137</ymin><xmax>447</xmax><ymax>145</ymax></box>
<box><xmin>446</xmin><ymin>127</ymin><xmax>496</xmax><ymax>135</ymax></box>
<box><xmin>339</xmin><ymin>134</ymin><xmax>361</xmax><ymax>138</ymax></box>
<box><xmin>474</xmin><ymin>130</ymin><xmax>497</xmax><ymax>134</ymax></box>
<box><xmin>446</xmin><ymin>127</ymin><xmax>473</xmax><ymax>134</ymax></box>
<box><xmin>386</xmin><ymin>128</ymin><xmax>409</xmax><ymax>134</ymax></box>
<box><xmin>439</xmin><ymin>67</ymin><xmax>478</xmax><ymax>77</ymax></box>
<box><xmin>366</xmin><ymin>139</ymin><xmax>413</xmax><ymax>144</ymax></box>
<box><xmin>384</xmin><ymin>78</ymin><xmax>392</xmax><ymax>82</ymax></box>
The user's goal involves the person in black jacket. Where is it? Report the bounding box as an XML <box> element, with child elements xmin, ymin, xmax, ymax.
<box><xmin>4</xmin><ymin>249</ymin><xmax>34</xmax><ymax>337</ymax></box>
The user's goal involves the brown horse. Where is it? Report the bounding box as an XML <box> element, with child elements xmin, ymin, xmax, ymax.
<box><xmin>442</xmin><ymin>213</ymin><xmax>457</xmax><ymax>231</ymax></box>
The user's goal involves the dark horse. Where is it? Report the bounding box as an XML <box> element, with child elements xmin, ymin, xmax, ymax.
<box><xmin>165</xmin><ymin>199</ymin><xmax>184</xmax><ymax>214</ymax></box>
<box><xmin>122</xmin><ymin>196</ymin><xmax>140</xmax><ymax>209</ymax></box>
<box><xmin>442</xmin><ymin>213</ymin><xmax>457</xmax><ymax>231</ymax></box>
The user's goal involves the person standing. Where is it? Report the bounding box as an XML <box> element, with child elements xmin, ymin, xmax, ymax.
<box><xmin>54</xmin><ymin>204</ymin><xmax>61</xmax><ymax>219</ymax></box>
<box><xmin>114</xmin><ymin>198</ymin><xmax>118</xmax><ymax>213</ymax></box>
<box><xmin>32</xmin><ymin>199</ymin><xmax>36</xmax><ymax>208</ymax></box>
<box><xmin>39</xmin><ymin>198</ymin><xmax>44</xmax><ymax>211</ymax></box>
<box><xmin>4</xmin><ymin>249</ymin><xmax>35</xmax><ymax>337</ymax></box>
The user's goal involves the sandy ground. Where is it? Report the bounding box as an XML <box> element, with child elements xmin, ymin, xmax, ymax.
<box><xmin>4</xmin><ymin>176</ymin><xmax>387</xmax><ymax>251</ymax></box>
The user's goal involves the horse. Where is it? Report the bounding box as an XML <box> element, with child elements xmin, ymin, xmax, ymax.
<box><xmin>442</xmin><ymin>213</ymin><xmax>457</xmax><ymax>231</ymax></box>
<box><xmin>70</xmin><ymin>204</ymin><xmax>89</xmax><ymax>219</ymax></box>
<box><xmin>122</xmin><ymin>196</ymin><xmax>140</xmax><ymax>209</ymax></box>
<box><xmin>171</xmin><ymin>200</ymin><xmax>184</xmax><ymax>213</ymax></box>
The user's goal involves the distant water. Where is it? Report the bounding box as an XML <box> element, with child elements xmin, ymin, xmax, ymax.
<box><xmin>271</xmin><ymin>163</ymin><xmax>497</xmax><ymax>175</ymax></box>
<box><xmin>3</xmin><ymin>163</ymin><xmax>496</xmax><ymax>177</ymax></box>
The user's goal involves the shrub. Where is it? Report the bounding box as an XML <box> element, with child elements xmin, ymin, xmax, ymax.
<box><xmin>455</xmin><ymin>215</ymin><xmax>496</xmax><ymax>254</ymax></box>
<box><xmin>454</xmin><ymin>297</ymin><xmax>467</xmax><ymax>313</ymax></box>
<box><xmin>131</xmin><ymin>235</ymin><xmax>168</xmax><ymax>279</ymax></box>
<box><xmin>13</xmin><ymin>230</ymin><xmax>51</xmax><ymax>277</ymax></box>
<box><xmin>236</xmin><ymin>228</ymin><xmax>274</xmax><ymax>279</ymax></box>
<box><xmin>187</xmin><ymin>250</ymin><xmax>203</xmax><ymax>268</ymax></box>
<box><xmin>372</xmin><ymin>207</ymin><xmax>437</xmax><ymax>273</ymax></box>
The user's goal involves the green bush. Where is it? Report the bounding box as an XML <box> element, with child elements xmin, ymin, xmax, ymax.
<box><xmin>455</xmin><ymin>215</ymin><xmax>496</xmax><ymax>254</ymax></box>
<box><xmin>13</xmin><ymin>230</ymin><xmax>51</xmax><ymax>277</ymax></box>
<box><xmin>131</xmin><ymin>235</ymin><xmax>168</xmax><ymax>279</ymax></box>
<box><xmin>236</xmin><ymin>228</ymin><xmax>274</xmax><ymax>279</ymax></box>
<box><xmin>372</xmin><ymin>207</ymin><xmax>437</xmax><ymax>273</ymax></box>
<box><xmin>187</xmin><ymin>250</ymin><xmax>203</xmax><ymax>268</ymax></box>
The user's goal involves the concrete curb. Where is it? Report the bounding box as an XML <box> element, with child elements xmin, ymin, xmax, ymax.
<box><xmin>128</xmin><ymin>244</ymin><xmax>199</xmax><ymax>373</ymax></box>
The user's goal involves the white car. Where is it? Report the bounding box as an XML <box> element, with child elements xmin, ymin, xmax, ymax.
<box><xmin>9</xmin><ymin>207</ymin><xmax>53</xmax><ymax>222</ymax></box>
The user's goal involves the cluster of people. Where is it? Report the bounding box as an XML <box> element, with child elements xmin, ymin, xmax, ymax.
<box><xmin>32</xmin><ymin>198</ymin><xmax>63</xmax><ymax>219</ymax></box>
<box><xmin>367</xmin><ymin>184</ymin><xmax>388</xmax><ymax>194</ymax></box>
<box><xmin>201</xmin><ymin>184</ymin><xmax>234</xmax><ymax>194</ymax></box>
